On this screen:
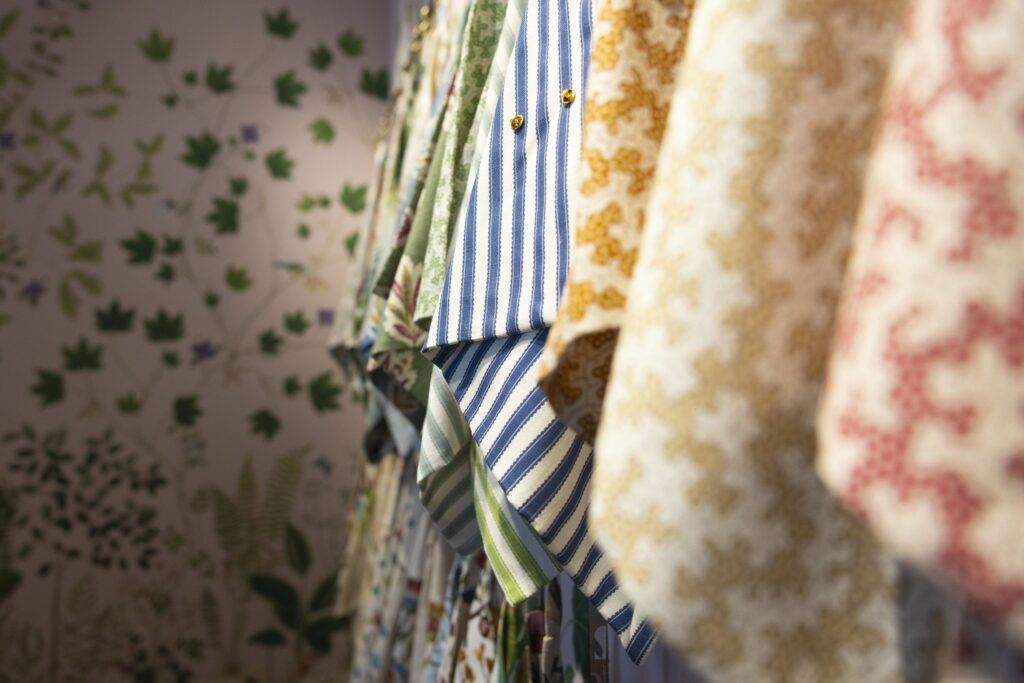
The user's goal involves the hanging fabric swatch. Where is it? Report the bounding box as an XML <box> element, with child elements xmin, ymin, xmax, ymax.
<box><xmin>590</xmin><ymin>0</ymin><xmax>941</xmax><ymax>679</ymax></box>
<box><xmin>817</xmin><ymin>0</ymin><xmax>1024</xmax><ymax>646</ymax></box>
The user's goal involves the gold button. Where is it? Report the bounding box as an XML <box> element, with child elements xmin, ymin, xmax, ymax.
<box><xmin>561</xmin><ymin>88</ymin><xmax>576</xmax><ymax>106</ymax></box>
<box><xmin>510</xmin><ymin>114</ymin><xmax>525</xmax><ymax>131</ymax></box>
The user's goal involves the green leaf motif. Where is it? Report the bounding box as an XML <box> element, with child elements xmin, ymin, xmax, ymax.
<box><xmin>284</xmin><ymin>524</ymin><xmax>310</xmax><ymax>574</ymax></box>
<box><xmin>308</xmin><ymin>117</ymin><xmax>334</xmax><ymax>145</ymax></box>
<box><xmin>0</xmin><ymin>570</ymin><xmax>21</xmax><ymax>604</ymax></box>
<box><xmin>265</xmin><ymin>149</ymin><xmax>293</xmax><ymax>180</ymax></box>
<box><xmin>228</xmin><ymin>177</ymin><xmax>248</xmax><ymax>196</ymax></box>
<box><xmin>162</xmin><ymin>236</ymin><xmax>183</xmax><ymax>256</ymax></box>
<box><xmin>303</xmin><ymin>615</ymin><xmax>349</xmax><ymax>654</ymax></box>
<box><xmin>250</xmin><ymin>628</ymin><xmax>287</xmax><ymax>647</ymax></box>
<box><xmin>204</xmin><ymin>291</ymin><xmax>220</xmax><ymax>308</ymax></box>
<box><xmin>297</xmin><ymin>224</ymin><xmax>310</xmax><ymax>240</ymax></box>
<box><xmin>174</xmin><ymin>395</ymin><xmax>201</xmax><ymax>426</ymax></box>
<box><xmin>31</xmin><ymin>370</ymin><xmax>64</xmax><ymax>406</ymax></box>
<box><xmin>309</xmin><ymin>573</ymin><xmax>338</xmax><ymax>612</ymax></box>
<box><xmin>183</xmin><ymin>70</ymin><xmax>198</xmax><ymax>86</ymax></box>
<box><xmin>155</xmin><ymin>262</ymin><xmax>175</xmax><ymax>284</ymax></box>
<box><xmin>264</xmin><ymin>9</ymin><xmax>298</xmax><ymax>38</ymax></box>
<box><xmin>139</xmin><ymin>28</ymin><xmax>174</xmax><ymax>62</ymax></box>
<box><xmin>62</xmin><ymin>338</ymin><xmax>103</xmax><ymax>371</ymax></box>
<box><xmin>337</xmin><ymin>30</ymin><xmax>363</xmax><ymax>56</ymax></box>
<box><xmin>308</xmin><ymin>372</ymin><xmax>341</xmax><ymax>412</ymax></box>
<box><xmin>224</xmin><ymin>266</ymin><xmax>251</xmax><ymax>291</ymax></box>
<box><xmin>49</xmin><ymin>214</ymin><xmax>78</xmax><ymax>245</ymax></box>
<box><xmin>283</xmin><ymin>311</ymin><xmax>308</xmax><ymax>335</ymax></box>
<box><xmin>181</xmin><ymin>132</ymin><xmax>220</xmax><ymax>170</ymax></box>
<box><xmin>120</xmin><ymin>229</ymin><xmax>157</xmax><ymax>264</ymax></box>
<box><xmin>344</xmin><ymin>233</ymin><xmax>359</xmax><ymax>256</ymax></box>
<box><xmin>258</xmin><ymin>330</ymin><xmax>283</xmax><ymax>355</ymax></box>
<box><xmin>250</xmin><ymin>574</ymin><xmax>301</xmax><ymax>628</ymax></box>
<box><xmin>116</xmin><ymin>393</ymin><xmax>141</xmax><ymax>414</ymax></box>
<box><xmin>162</xmin><ymin>350</ymin><xmax>180</xmax><ymax>367</ymax></box>
<box><xmin>283</xmin><ymin>376</ymin><xmax>301</xmax><ymax>396</ymax></box>
<box><xmin>250</xmin><ymin>410</ymin><xmax>281</xmax><ymax>440</ymax></box>
<box><xmin>144</xmin><ymin>309</ymin><xmax>184</xmax><ymax>342</ymax></box>
<box><xmin>96</xmin><ymin>299</ymin><xmax>134</xmax><ymax>332</ymax></box>
<box><xmin>340</xmin><ymin>184</ymin><xmax>367</xmax><ymax>214</ymax></box>
<box><xmin>204</xmin><ymin>63</ymin><xmax>235</xmax><ymax>94</ymax></box>
<box><xmin>206</xmin><ymin>198</ymin><xmax>239</xmax><ymax>235</ymax></box>
<box><xmin>308</xmin><ymin>44</ymin><xmax>332</xmax><ymax>71</ymax></box>
<box><xmin>69</xmin><ymin>241</ymin><xmax>102</xmax><ymax>262</ymax></box>
<box><xmin>359</xmin><ymin>68</ymin><xmax>389</xmax><ymax>100</ymax></box>
<box><xmin>273</xmin><ymin>71</ymin><xmax>307</xmax><ymax>108</ymax></box>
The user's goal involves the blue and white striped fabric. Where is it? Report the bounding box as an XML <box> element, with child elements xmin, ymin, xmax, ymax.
<box><xmin>422</xmin><ymin>0</ymin><xmax>656</xmax><ymax>664</ymax></box>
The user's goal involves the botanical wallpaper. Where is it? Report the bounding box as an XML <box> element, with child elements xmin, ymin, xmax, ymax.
<box><xmin>0</xmin><ymin>1</ymin><xmax>387</xmax><ymax>681</ymax></box>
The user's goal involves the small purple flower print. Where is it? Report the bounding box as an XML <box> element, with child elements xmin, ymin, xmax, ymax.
<box><xmin>317</xmin><ymin>308</ymin><xmax>334</xmax><ymax>326</ymax></box>
<box><xmin>191</xmin><ymin>341</ymin><xmax>219</xmax><ymax>363</ymax></box>
<box><xmin>0</xmin><ymin>131</ymin><xmax>16</xmax><ymax>150</ymax></box>
<box><xmin>19</xmin><ymin>279</ymin><xmax>45</xmax><ymax>305</ymax></box>
<box><xmin>240</xmin><ymin>125</ymin><xmax>258</xmax><ymax>143</ymax></box>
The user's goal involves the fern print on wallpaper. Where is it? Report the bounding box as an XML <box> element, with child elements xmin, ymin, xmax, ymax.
<box><xmin>0</xmin><ymin>1</ymin><xmax>388</xmax><ymax>681</ymax></box>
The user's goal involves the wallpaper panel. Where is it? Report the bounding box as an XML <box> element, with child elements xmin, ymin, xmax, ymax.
<box><xmin>0</xmin><ymin>1</ymin><xmax>387</xmax><ymax>681</ymax></box>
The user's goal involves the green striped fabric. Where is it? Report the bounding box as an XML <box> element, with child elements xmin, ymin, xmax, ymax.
<box><xmin>471</xmin><ymin>441</ymin><xmax>560</xmax><ymax>604</ymax></box>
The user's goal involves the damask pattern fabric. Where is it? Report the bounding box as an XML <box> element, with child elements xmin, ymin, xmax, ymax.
<box><xmin>817</xmin><ymin>0</ymin><xmax>1024</xmax><ymax>645</ymax></box>
<box><xmin>423</xmin><ymin>0</ymin><xmax>655</xmax><ymax>663</ymax></box>
<box><xmin>538</xmin><ymin>0</ymin><xmax>695</xmax><ymax>443</ymax></box>
<box><xmin>591</xmin><ymin>0</ymin><xmax>924</xmax><ymax>679</ymax></box>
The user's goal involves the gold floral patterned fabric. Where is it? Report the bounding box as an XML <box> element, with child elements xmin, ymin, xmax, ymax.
<box><xmin>537</xmin><ymin>0</ymin><xmax>695</xmax><ymax>443</ymax></box>
<box><xmin>590</xmin><ymin>0</ymin><xmax>932</xmax><ymax>679</ymax></box>
<box><xmin>817</xmin><ymin>0</ymin><xmax>1024</xmax><ymax>646</ymax></box>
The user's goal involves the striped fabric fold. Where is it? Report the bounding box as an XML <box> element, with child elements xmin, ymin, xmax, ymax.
<box><xmin>418</xmin><ymin>367</ymin><xmax>561</xmax><ymax>601</ymax></box>
<box><xmin>421</xmin><ymin>0</ymin><xmax>655</xmax><ymax>664</ymax></box>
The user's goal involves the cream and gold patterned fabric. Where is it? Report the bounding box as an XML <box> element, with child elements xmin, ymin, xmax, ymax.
<box><xmin>538</xmin><ymin>0</ymin><xmax>695</xmax><ymax>443</ymax></box>
<box><xmin>590</xmin><ymin>0</ymin><xmax>934</xmax><ymax>679</ymax></box>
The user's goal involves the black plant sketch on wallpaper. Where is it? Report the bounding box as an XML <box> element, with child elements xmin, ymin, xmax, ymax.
<box><xmin>0</xmin><ymin>2</ymin><xmax>386</xmax><ymax>681</ymax></box>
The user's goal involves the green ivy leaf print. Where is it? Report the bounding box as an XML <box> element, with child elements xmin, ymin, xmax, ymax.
<box><xmin>250</xmin><ymin>409</ymin><xmax>281</xmax><ymax>440</ymax></box>
<box><xmin>273</xmin><ymin>71</ymin><xmax>307</xmax><ymax>108</ymax></box>
<box><xmin>304</xmin><ymin>615</ymin><xmax>349</xmax><ymax>653</ymax></box>
<box><xmin>0</xmin><ymin>570</ymin><xmax>22</xmax><ymax>604</ymax></box>
<box><xmin>206</xmin><ymin>198</ymin><xmax>239</xmax><ymax>234</ymax></box>
<box><xmin>340</xmin><ymin>184</ymin><xmax>367</xmax><ymax>213</ymax></box>
<box><xmin>296</xmin><ymin>224</ymin><xmax>311</xmax><ymax>239</ymax></box>
<box><xmin>283</xmin><ymin>311</ymin><xmax>308</xmax><ymax>335</ymax></box>
<box><xmin>31</xmin><ymin>370</ymin><xmax>64</xmax><ymax>406</ymax></box>
<box><xmin>144</xmin><ymin>309</ymin><xmax>184</xmax><ymax>342</ymax></box>
<box><xmin>359</xmin><ymin>68</ymin><xmax>389</xmax><ymax>100</ymax></box>
<box><xmin>250</xmin><ymin>574</ymin><xmax>301</xmax><ymax>628</ymax></box>
<box><xmin>283</xmin><ymin>376</ymin><xmax>301</xmax><ymax>396</ymax></box>
<box><xmin>62</xmin><ymin>338</ymin><xmax>103</xmax><ymax>371</ymax></box>
<box><xmin>121</xmin><ymin>229</ymin><xmax>157</xmax><ymax>264</ymax></box>
<box><xmin>337</xmin><ymin>30</ymin><xmax>363</xmax><ymax>56</ymax></box>
<box><xmin>264</xmin><ymin>9</ymin><xmax>298</xmax><ymax>38</ymax></box>
<box><xmin>204</xmin><ymin>62</ymin><xmax>235</xmax><ymax>94</ymax></box>
<box><xmin>284</xmin><ymin>524</ymin><xmax>310</xmax><ymax>574</ymax></box>
<box><xmin>224</xmin><ymin>266</ymin><xmax>251</xmax><ymax>291</ymax></box>
<box><xmin>344</xmin><ymin>232</ymin><xmax>359</xmax><ymax>256</ymax></box>
<box><xmin>265</xmin><ymin>149</ymin><xmax>294</xmax><ymax>179</ymax></box>
<box><xmin>308</xmin><ymin>117</ymin><xmax>334</xmax><ymax>144</ymax></box>
<box><xmin>155</xmin><ymin>262</ymin><xmax>176</xmax><ymax>284</ymax></box>
<box><xmin>161</xmin><ymin>236</ymin><xmax>183</xmax><ymax>256</ymax></box>
<box><xmin>228</xmin><ymin>176</ymin><xmax>248</xmax><ymax>196</ymax></box>
<box><xmin>183</xmin><ymin>69</ymin><xmax>198</xmax><ymax>86</ymax></box>
<box><xmin>162</xmin><ymin>350</ymin><xmax>180</xmax><ymax>367</ymax></box>
<box><xmin>204</xmin><ymin>291</ymin><xmax>220</xmax><ymax>308</ymax></box>
<box><xmin>259</xmin><ymin>329</ymin><xmax>283</xmax><ymax>356</ymax></box>
<box><xmin>95</xmin><ymin>299</ymin><xmax>135</xmax><ymax>332</ymax></box>
<box><xmin>174</xmin><ymin>395</ymin><xmax>201</xmax><ymax>426</ymax></box>
<box><xmin>181</xmin><ymin>132</ymin><xmax>221</xmax><ymax>169</ymax></box>
<box><xmin>250</xmin><ymin>628</ymin><xmax>287</xmax><ymax>647</ymax></box>
<box><xmin>49</xmin><ymin>214</ymin><xmax>78</xmax><ymax>245</ymax></box>
<box><xmin>116</xmin><ymin>393</ymin><xmax>142</xmax><ymax>414</ymax></box>
<box><xmin>308</xmin><ymin>44</ymin><xmax>332</xmax><ymax>71</ymax></box>
<box><xmin>138</xmin><ymin>28</ymin><xmax>174</xmax><ymax>62</ymax></box>
<box><xmin>308</xmin><ymin>372</ymin><xmax>341</xmax><ymax>412</ymax></box>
